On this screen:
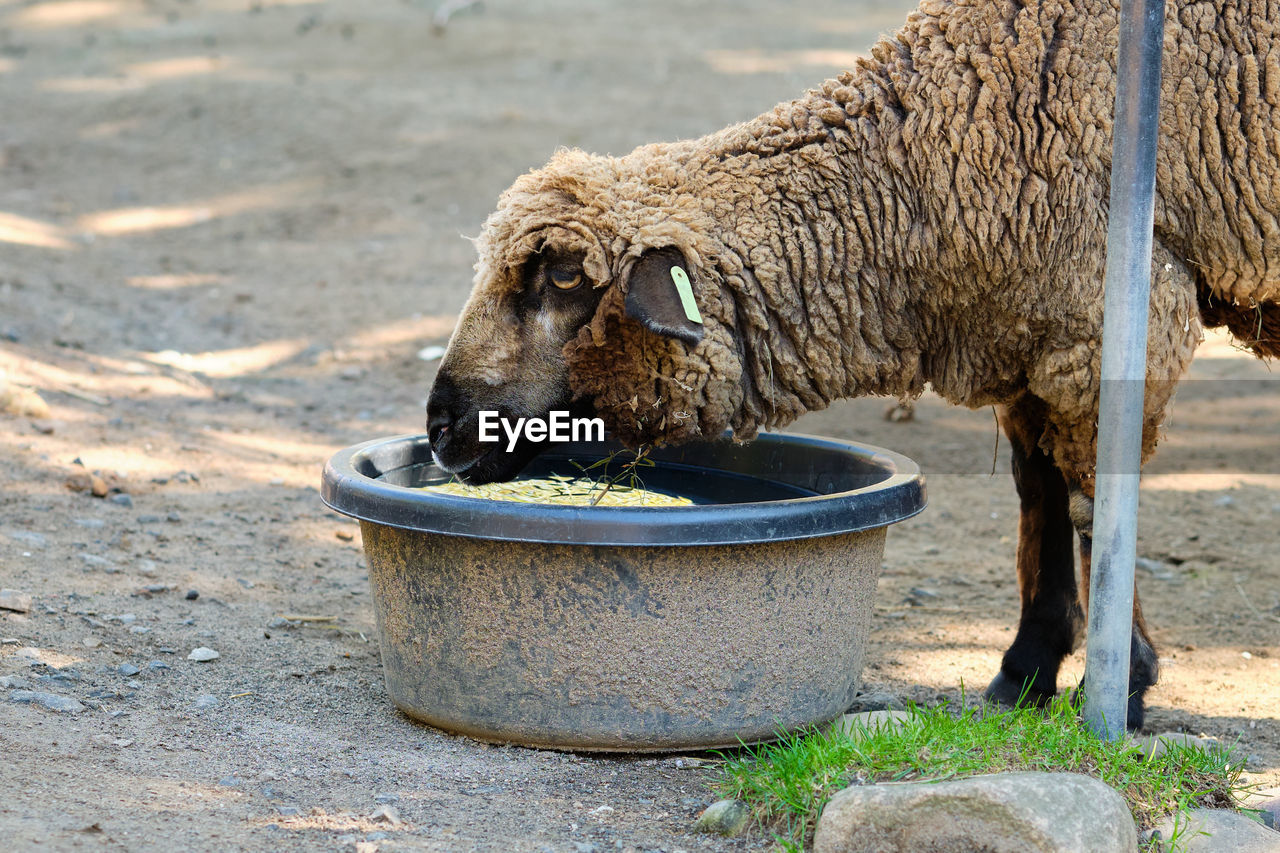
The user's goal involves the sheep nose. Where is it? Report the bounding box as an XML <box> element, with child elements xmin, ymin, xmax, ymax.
<box><xmin>426</xmin><ymin>408</ymin><xmax>452</xmax><ymax>453</ymax></box>
<box><xmin>426</xmin><ymin>373</ymin><xmax>462</xmax><ymax>452</ymax></box>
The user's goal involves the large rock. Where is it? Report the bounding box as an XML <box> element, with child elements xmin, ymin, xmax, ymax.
<box><xmin>814</xmin><ymin>771</ymin><xmax>1137</xmax><ymax>853</ymax></box>
<box><xmin>1148</xmin><ymin>808</ymin><xmax>1280</xmax><ymax>852</ymax></box>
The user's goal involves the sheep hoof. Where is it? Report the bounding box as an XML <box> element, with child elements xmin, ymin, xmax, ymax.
<box><xmin>983</xmin><ymin>671</ymin><xmax>1055</xmax><ymax>710</ymax></box>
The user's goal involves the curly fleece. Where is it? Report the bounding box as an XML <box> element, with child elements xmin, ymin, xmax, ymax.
<box><xmin>463</xmin><ymin>0</ymin><xmax>1280</xmax><ymax>491</ymax></box>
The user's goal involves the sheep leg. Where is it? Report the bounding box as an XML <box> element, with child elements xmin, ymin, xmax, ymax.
<box><xmin>984</xmin><ymin>399</ymin><xmax>1082</xmax><ymax>709</ymax></box>
<box><xmin>1070</xmin><ymin>488</ymin><xmax>1159</xmax><ymax>731</ymax></box>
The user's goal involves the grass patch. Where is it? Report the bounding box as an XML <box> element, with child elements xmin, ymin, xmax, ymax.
<box><xmin>714</xmin><ymin>694</ymin><xmax>1249</xmax><ymax>849</ymax></box>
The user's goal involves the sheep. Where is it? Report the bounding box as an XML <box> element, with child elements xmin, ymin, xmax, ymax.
<box><xmin>425</xmin><ymin>0</ymin><xmax>1280</xmax><ymax>730</ymax></box>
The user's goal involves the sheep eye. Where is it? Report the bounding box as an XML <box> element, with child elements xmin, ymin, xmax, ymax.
<box><xmin>547</xmin><ymin>268</ymin><xmax>583</xmax><ymax>291</ymax></box>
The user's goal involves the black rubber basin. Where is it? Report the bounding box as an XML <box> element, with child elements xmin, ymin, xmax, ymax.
<box><xmin>321</xmin><ymin>432</ymin><xmax>926</xmax><ymax>751</ymax></box>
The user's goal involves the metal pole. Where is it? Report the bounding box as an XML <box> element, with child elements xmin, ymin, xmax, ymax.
<box><xmin>1083</xmin><ymin>0</ymin><xmax>1166</xmax><ymax>740</ymax></box>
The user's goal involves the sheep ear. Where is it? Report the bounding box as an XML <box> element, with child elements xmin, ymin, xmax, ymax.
<box><xmin>623</xmin><ymin>248</ymin><xmax>705</xmax><ymax>346</ymax></box>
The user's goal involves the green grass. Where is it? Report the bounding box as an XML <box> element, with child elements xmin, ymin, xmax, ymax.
<box><xmin>714</xmin><ymin>694</ymin><xmax>1250</xmax><ymax>850</ymax></box>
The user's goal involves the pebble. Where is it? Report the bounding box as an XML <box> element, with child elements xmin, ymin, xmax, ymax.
<box><xmin>136</xmin><ymin>514</ymin><xmax>162</xmax><ymax>524</ymax></box>
<box><xmin>109</xmin><ymin>493</ymin><xmax>133</xmax><ymax>508</ymax></box>
<box><xmin>218</xmin><ymin>776</ymin><xmax>243</xmax><ymax>787</ymax></box>
<box><xmin>369</xmin><ymin>805</ymin><xmax>401</xmax><ymax>825</ymax></box>
<box><xmin>193</xmin><ymin>695</ymin><xmax>219</xmax><ymax>709</ymax></box>
<box><xmin>187</xmin><ymin>647</ymin><xmax>220</xmax><ymax>662</ymax></box>
<box><xmin>276</xmin><ymin>806</ymin><xmax>300</xmax><ymax>816</ymax></box>
<box><xmin>1214</xmin><ymin>494</ymin><xmax>1236</xmax><ymax>507</ymax></box>
<box><xmin>148</xmin><ymin>660</ymin><xmax>170</xmax><ymax>672</ymax></box>
<box><xmin>73</xmin><ymin>518</ymin><xmax>105</xmax><ymax>529</ymax></box>
<box><xmin>185</xmin><ymin>589</ymin><xmax>199</xmax><ymax>600</ymax></box>
<box><xmin>1129</xmin><ymin>731</ymin><xmax>1225</xmax><ymax>762</ymax></box>
<box><xmin>829</xmin><ymin>709</ymin><xmax>914</xmax><ymax>739</ymax></box>
<box><xmin>166</xmin><ymin>511</ymin><xmax>182</xmax><ymax>523</ymax></box>
<box><xmin>693</xmin><ymin>800</ymin><xmax>751</xmax><ymax>837</ymax></box>
<box><xmin>9</xmin><ymin>531</ymin><xmax>47</xmax><ymax>548</ymax></box>
<box><xmin>1135</xmin><ymin>557</ymin><xmax>1178</xmax><ymax>581</ymax></box>
<box><xmin>848</xmin><ymin>691</ymin><xmax>906</xmax><ymax>712</ymax></box>
<box><xmin>0</xmin><ymin>675</ymin><xmax>32</xmax><ymax>689</ymax></box>
<box><xmin>82</xmin><ymin>637</ymin><xmax>102</xmax><ymax>648</ymax></box>
<box><xmin>416</xmin><ymin>345</ymin><xmax>446</xmax><ymax>362</ymax></box>
<box><xmin>0</xmin><ymin>588</ymin><xmax>33</xmax><ymax>613</ymax></box>
<box><xmin>373</xmin><ymin>793</ymin><xmax>399</xmax><ymax>804</ymax></box>
<box><xmin>79</xmin><ymin>554</ymin><xmax>117</xmax><ymax>572</ymax></box>
<box><xmin>1148</xmin><ymin>808</ymin><xmax>1279</xmax><ymax>851</ymax></box>
<box><xmin>117</xmin><ymin>663</ymin><xmax>140</xmax><ymax>677</ymax></box>
<box><xmin>9</xmin><ymin>690</ymin><xmax>85</xmax><ymax>713</ymax></box>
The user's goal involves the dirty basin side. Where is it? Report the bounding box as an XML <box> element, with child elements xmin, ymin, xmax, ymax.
<box><xmin>362</xmin><ymin>522</ymin><xmax>884</xmax><ymax>752</ymax></box>
<box><xmin>322</xmin><ymin>432</ymin><xmax>926</xmax><ymax>751</ymax></box>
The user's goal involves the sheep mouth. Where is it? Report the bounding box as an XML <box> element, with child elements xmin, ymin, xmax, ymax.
<box><xmin>435</xmin><ymin>438</ymin><xmax>547</xmax><ymax>486</ymax></box>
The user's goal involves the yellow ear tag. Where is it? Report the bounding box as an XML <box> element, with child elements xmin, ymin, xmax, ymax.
<box><xmin>670</xmin><ymin>266</ymin><xmax>702</xmax><ymax>324</ymax></box>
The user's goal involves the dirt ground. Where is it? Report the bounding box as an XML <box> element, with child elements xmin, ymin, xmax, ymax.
<box><xmin>1</xmin><ymin>1</ymin><xmax>1277</xmax><ymax>850</ymax></box>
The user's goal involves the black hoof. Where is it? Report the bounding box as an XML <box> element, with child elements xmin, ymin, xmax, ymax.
<box><xmin>1067</xmin><ymin>685</ymin><xmax>1147</xmax><ymax>732</ymax></box>
<box><xmin>984</xmin><ymin>670</ymin><xmax>1055</xmax><ymax>709</ymax></box>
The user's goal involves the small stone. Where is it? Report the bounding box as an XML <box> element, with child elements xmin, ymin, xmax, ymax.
<box><xmin>1214</xmin><ymin>494</ymin><xmax>1236</xmax><ymax>507</ymax></box>
<box><xmin>193</xmin><ymin>694</ymin><xmax>219</xmax><ymax>709</ymax></box>
<box><xmin>187</xmin><ymin>647</ymin><xmax>220</xmax><ymax>662</ymax></box>
<box><xmin>416</xmin><ymin>345</ymin><xmax>446</xmax><ymax>362</ymax></box>
<box><xmin>219</xmin><ymin>776</ymin><xmax>243</xmax><ymax>787</ymax></box>
<box><xmin>148</xmin><ymin>660</ymin><xmax>170</xmax><ymax>672</ymax></box>
<box><xmin>9</xmin><ymin>690</ymin><xmax>85</xmax><ymax>713</ymax></box>
<box><xmin>82</xmin><ymin>637</ymin><xmax>102</xmax><ymax>648</ymax></box>
<box><xmin>0</xmin><ymin>675</ymin><xmax>32</xmax><ymax>689</ymax></box>
<box><xmin>1131</xmin><ymin>731</ymin><xmax>1225</xmax><ymax>762</ymax></box>
<box><xmin>8</xmin><ymin>531</ymin><xmax>47</xmax><ymax>548</ymax></box>
<box><xmin>908</xmin><ymin>586</ymin><xmax>940</xmax><ymax>599</ymax></box>
<box><xmin>128</xmin><ymin>625</ymin><xmax>150</xmax><ymax>635</ymax></box>
<box><xmin>277</xmin><ymin>806</ymin><xmax>300</xmax><ymax>816</ymax></box>
<box><xmin>848</xmin><ymin>691</ymin><xmax>906</xmax><ymax>712</ymax></box>
<box><xmin>335</xmin><ymin>530</ymin><xmax>354</xmax><ymax>541</ymax></box>
<box><xmin>1149</xmin><ymin>808</ymin><xmax>1280</xmax><ymax>851</ymax></box>
<box><xmin>79</xmin><ymin>554</ymin><xmax>116</xmax><ymax>571</ymax></box>
<box><xmin>117</xmin><ymin>663</ymin><xmax>140</xmax><ymax>677</ymax></box>
<box><xmin>136</xmin><ymin>514</ymin><xmax>162</xmax><ymax>524</ymax></box>
<box><xmin>109</xmin><ymin>493</ymin><xmax>133</xmax><ymax>508</ymax></box>
<box><xmin>693</xmin><ymin>800</ymin><xmax>751</xmax><ymax>837</ymax></box>
<box><xmin>30</xmin><ymin>419</ymin><xmax>56</xmax><ymax>435</ymax></box>
<box><xmin>1</xmin><ymin>385</ymin><xmax>50</xmax><ymax>418</ymax></box>
<box><xmin>1242</xmin><ymin>787</ymin><xmax>1280</xmax><ymax>830</ymax></box>
<box><xmin>166</xmin><ymin>511</ymin><xmax>182</xmax><ymax>523</ymax></box>
<box><xmin>73</xmin><ymin>517</ymin><xmax>105</xmax><ymax>529</ymax></box>
<box><xmin>829</xmin><ymin>709</ymin><xmax>914</xmax><ymax>739</ymax></box>
<box><xmin>369</xmin><ymin>805</ymin><xmax>401</xmax><ymax>825</ymax></box>
<box><xmin>365</xmin><ymin>832</ymin><xmax>390</xmax><ymax>841</ymax></box>
<box><xmin>0</xmin><ymin>588</ymin><xmax>33</xmax><ymax>613</ymax></box>
<box><xmin>185</xmin><ymin>589</ymin><xmax>199</xmax><ymax>600</ymax></box>
<box><xmin>90</xmin><ymin>475</ymin><xmax>109</xmax><ymax>498</ymax></box>
<box><xmin>373</xmin><ymin>793</ymin><xmax>399</xmax><ymax>804</ymax></box>
<box><xmin>1135</xmin><ymin>557</ymin><xmax>1177</xmax><ymax>580</ymax></box>
<box><xmin>813</xmin><ymin>772</ymin><xmax>1137</xmax><ymax>853</ymax></box>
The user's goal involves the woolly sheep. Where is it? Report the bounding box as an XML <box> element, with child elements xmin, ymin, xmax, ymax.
<box><xmin>426</xmin><ymin>0</ymin><xmax>1280</xmax><ymax>729</ymax></box>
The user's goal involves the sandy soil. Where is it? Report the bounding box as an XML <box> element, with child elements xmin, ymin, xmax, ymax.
<box><xmin>0</xmin><ymin>1</ymin><xmax>1277</xmax><ymax>850</ymax></box>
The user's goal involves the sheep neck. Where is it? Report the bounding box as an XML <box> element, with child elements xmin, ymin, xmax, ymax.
<box><xmin>674</xmin><ymin>73</ymin><xmax>929</xmax><ymax>429</ymax></box>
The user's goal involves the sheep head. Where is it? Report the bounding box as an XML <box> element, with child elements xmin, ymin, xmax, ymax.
<box><xmin>426</xmin><ymin>147</ymin><xmax>748</xmax><ymax>484</ymax></box>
